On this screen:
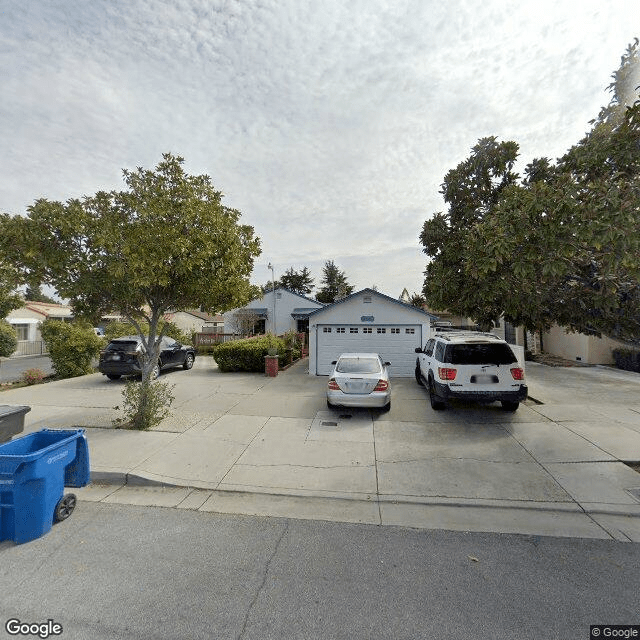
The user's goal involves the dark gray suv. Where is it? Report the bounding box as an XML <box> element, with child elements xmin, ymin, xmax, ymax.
<box><xmin>98</xmin><ymin>335</ymin><xmax>196</xmax><ymax>380</ymax></box>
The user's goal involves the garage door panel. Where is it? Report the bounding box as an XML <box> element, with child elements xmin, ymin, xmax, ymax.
<box><xmin>316</xmin><ymin>325</ymin><xmax>421</xmax><ymax>376</ymax></box>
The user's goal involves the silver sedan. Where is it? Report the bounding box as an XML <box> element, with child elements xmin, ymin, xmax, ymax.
<box><xmin>326</xmin><ymin>353</ymin><xmax>391</xmax><ymax>411</ymax></box>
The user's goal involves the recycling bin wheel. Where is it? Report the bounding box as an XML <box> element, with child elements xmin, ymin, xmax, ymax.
<box><xmin>54</xmin><ymin>494</ymin><xmax>77</xmax><ymax>523</ymax></box>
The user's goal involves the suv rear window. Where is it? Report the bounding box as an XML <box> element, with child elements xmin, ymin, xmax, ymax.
<box><xmin>106</xmin><ymin>340</ymin><xmax>138</xmax><ymax>351</ymax></box>
<box><xmin>444</xmin><ymin>343</ymin><xmax>517</xmax><ymax>365</ymax></box>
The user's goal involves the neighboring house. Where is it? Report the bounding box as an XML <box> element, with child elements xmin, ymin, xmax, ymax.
<box><xmin>542</xmin><ymin>325</ymin><xmax>630</xmax><ymax>365</ymax></box>
<box><xmin>308</xmin><ymin>288</ymin><xmax>439</xmax><ymax>377</ymax></box>
<box><xmin>6</xmin><ymin>302</ymin><xmax>73</xmax><ymax>342</ymax></box>
<box><xmin>223</xmin><ymin>288</ymin><xmax>324</xmax><ymax>336</ymax></box>
<box><xmin>163</xmin><ymin>309</ymin><xmax>224</xmax><ymax>336</ymax></box>
<box><xmin>6</xmin><ymin>302</ymin><xmax>74</xmax><ymax>356</ymax></box>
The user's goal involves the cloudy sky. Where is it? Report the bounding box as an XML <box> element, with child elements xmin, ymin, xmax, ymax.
<box><xmin>2</xmin><ymin>1</ymin><xmax>638</xmax><ymax>300</ymax></box>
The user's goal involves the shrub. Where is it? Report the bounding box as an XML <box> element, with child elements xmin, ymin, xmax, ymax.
<box><xmin>212</xmin><ymin>335</ymin><xmax>286</xmax><ymax>372</ymax></box>
<box><xmin>612</xmin><ymin>348</ymin><xmax>640</xmax><ymax>373</ymax></box>
<box><xmin>21</xmin><ymin>368</ymin><xmax>46</xmax><ymax>385</ymax></box>
<box><xmin>113</xmin><ymin>379</ymin><xmax>175</xmax><ymax>430</ymax></box>
<box><xmin>40</xmin><ymin>320</ymin><xmax>104</xmax><ymax>378</ymax></box>
<box><xmin>0</xmin><ymin>320</ymin><xmax>18</xmax><ymax>358</ymax></box>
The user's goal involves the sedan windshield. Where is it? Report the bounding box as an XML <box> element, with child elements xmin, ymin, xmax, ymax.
<box><xmin>336</xmin><ymin>358</ymin><xmax>381</xmax><ymax>374</ymax></box>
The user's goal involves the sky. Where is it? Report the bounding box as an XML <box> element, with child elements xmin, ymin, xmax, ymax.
<box><xmin>1</xmin><ymin>0</ymin><xmax>638</xmax><ymax>302</ymax></box>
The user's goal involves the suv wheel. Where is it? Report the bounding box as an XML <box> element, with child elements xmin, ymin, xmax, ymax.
<box><xmin>106</xmin><ymin>374</ymin><xmax>121</xmax><ymax>380</ymax></box>
<box><xmin>151</xmin><ymin>363</ymin><xmax>161</xmax><ymax>380</ymax></box>
<box><xmin>183</xmin><ymin>353</ymin><xmax>194</xmax><ymax>370</ymax></box>
<box><xmin>415</xmin><ymin>365</ymin><xmax>423</xmax><ymax>386</ymax></box>
<box><xmin>428</xmin><ymin>377</ymin><xmax>446</xmax><ymax>410</ymax></box>
<box><xmin>501</xmin><ymin>401</ymin><xmax>519</xmax><ymax>411</ymax></box>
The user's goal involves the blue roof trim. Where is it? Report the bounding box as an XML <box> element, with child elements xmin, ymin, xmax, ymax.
<box><xmin>306</xmin><ymin>288</ymin><xmax>439</xmax><ymax>321</ymax></box>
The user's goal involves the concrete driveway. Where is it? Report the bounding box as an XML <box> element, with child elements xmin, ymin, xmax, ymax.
<box><xmin>2</xmin><ymin>357</ymin><xmax>640</xmax><ymax>540</ymax></box>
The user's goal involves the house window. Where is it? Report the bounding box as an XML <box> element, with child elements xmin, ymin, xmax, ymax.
<box><xmin>363</xmin><ymin>296</ymin><xmax>372</xmax><ymax>303</ymax></box>
<box><xmin>391</xmin><ymin>328</ymin><xmax>400</xmax><ymax>334</ymax></box>
<box><xmin>363</xmin><ymin>327</ymin><xmax>372</xmax><ymax>334</ymax></box>
<box><xmin>350</xmin><ymin>327</ymin><xmax>358</xmax><ymax>334</ymax></box>
<box><xmin>323</xmin><ymin>327</ymin><xmax>332</xmax><ymax>333</ymax></box>
<box><xmin>14</xmin><ymin>324</ymin><xmax>29</xmax><ymax>341</ymax></box>
<box><xmin>336</xmin><ymin>327</ymin><xmax>345</xmax><ymax>333</ymax></box>
<box><xmin>377</xmin><ymin>327</ymin><xmax>386</xmax><ymax>334</ymax></box>
<box><xmin>405</xmin><ymin>328</ymin><xmax>415</xmax><ymax>334</ymax></box>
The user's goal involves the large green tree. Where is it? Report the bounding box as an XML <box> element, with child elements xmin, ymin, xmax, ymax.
<box><xmin>421</xmin><ymin>40</ymin><xmax>640</xmax><ymax>340</ymax></box>
<box><xmin>2</xmin><ymin>153</ymin><xmax>261</xmax><ymax>423</ymax></box>
<box><xmin>0</xmin><ymin>254</ymin><xmax>24</xmax><ymax>319</ymax></box>
<box><xmin>420</xmin><ymin>136</ymin><xmax>520</xmax><ymax>328</ymax></box>
<box><xmin>316</xmin><ymin>260</ymin><xmax>354</xmax><ymax>303</ymax></box>
<box><xmin>279</xmin><ymin>266</ymin><xmax>314</xmax><ymax>295</ymax></box>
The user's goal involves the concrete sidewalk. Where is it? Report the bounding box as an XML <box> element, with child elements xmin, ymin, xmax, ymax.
<box><xmin>2</xmin><ymin>357</ymin><xmax>640</xmax><ymax>541</ymax></box>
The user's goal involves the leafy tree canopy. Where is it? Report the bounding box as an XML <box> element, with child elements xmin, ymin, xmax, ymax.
<box><xmin>316</xmin><ymin>260</ymin><xmax>354</xmax><ymax>303</ymax></box>
<box><xmin>421</xmin><ymin>40</ymin><xmax>640</xmax><ymax>340</ymax></box>
<box><xmin>0</xmin><ymin>252</ymin><xmax>24</xmax><ymax>318</ymax></box>
<box><xmin>25</xmin><ymin>285</ymin><xmax>57</xmax><ymax>303</ymax></box>
<box><xmin>1</xmin><ymin>152</ymin><xmax>262</xmax><ymax>391</ymax></box>
<box><xmin>279</xmin><ymin>266</ymin><xmax>314</xmax><ymax>295</ymax></box>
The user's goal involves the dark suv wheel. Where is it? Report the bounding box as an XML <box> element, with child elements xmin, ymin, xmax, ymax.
<box><xmin>428</xmin><ymin>376</ymin><xmax>446</xmax><ymax>410</ymax></box>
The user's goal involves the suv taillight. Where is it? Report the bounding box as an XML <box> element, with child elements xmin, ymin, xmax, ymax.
<box><xmin>510</xmin><ymin>367</ymin><xmax>524</xmax><ymax>380</ymax></box>
<box><xmin>438</xmin><ymin>367</ymin><xmax>457</xmax><ymax>381</ymax></box>
<box><xmin>373</xmin><ymin>380</ymin><xmax>388</xmax><ymax>392</ymax></box>
<box><xmin>328</xmin><ymin>379</ymin><xmax>340</xmax><ymax>390</ymax></box>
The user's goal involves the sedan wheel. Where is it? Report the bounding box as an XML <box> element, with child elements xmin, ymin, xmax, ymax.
<box><xmin>151</xmin><ymin>363</ymin><xmax>160</xmax><ymax>380</ymax></box>
<box><xmin>183</xmin><ymin>353</ymin><xmax>194</xmax><ymax>370</ymax></box>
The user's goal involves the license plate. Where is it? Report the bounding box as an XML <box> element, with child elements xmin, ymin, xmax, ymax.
<box><xmin>108</xmin><ymin>354</ymin><xmax>121</xmax><ymax>361</ymax></box>
<box><xmin>474</xmin><ymin>375</ymin><xmax>494</xmax><ymax>384</ymax></box>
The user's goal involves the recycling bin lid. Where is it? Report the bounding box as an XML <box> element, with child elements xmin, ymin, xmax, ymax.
<box><xmin>0</xmin><ymin>405</ymin><xmax>31</xmax><ymax>417</ymax></box>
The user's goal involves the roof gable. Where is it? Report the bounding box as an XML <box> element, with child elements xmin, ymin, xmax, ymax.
<box><xmin>307</xmin><ymin>288</ymin><xmax>438</xmax><ymax>321</ymax></box>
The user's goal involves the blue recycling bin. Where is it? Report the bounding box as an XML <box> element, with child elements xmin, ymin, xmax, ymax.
<box><xmin>0</xmin><ymin>429</ymin><xmax>90</xmax><ymax>544</ymax></box>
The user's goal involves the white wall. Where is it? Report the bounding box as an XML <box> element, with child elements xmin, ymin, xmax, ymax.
<box><xmin>223</xmin><ymin>289</ymin><xmax>323</xmax><ymax>334</ymax></box>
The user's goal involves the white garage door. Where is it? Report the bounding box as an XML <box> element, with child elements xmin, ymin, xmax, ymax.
<box><xmin>316</xmin><ymin>324</ymin><xmax>423</xmax><ymax>376</ymax></box>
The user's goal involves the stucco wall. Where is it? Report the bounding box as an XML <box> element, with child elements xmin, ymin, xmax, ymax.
<box><xmin>542</xmin><ymin>324</ymin><xmax>628</xmax><ymax>365</ymax></box>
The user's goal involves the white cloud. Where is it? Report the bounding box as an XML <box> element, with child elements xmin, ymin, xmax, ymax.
<box><xmin>1</xmin><ymin>0</ymin><xmax>638</xmax><ymax>298</ymax></box>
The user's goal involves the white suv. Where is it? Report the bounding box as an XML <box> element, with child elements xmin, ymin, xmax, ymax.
<box><xmin>414</xmin><ymin>330</ymin><xmax>527</xmax><ymax>411</ymax></box>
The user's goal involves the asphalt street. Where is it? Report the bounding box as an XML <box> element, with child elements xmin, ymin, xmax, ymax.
<box><xmin>1</xmin><ymin>502</ymin><xmax>639</xmax><ymax>640</ymax></box>
<box><xmin>0</xmin><ymin>355</ymin><xmax>54</xmax><ymax>383</ymax></box>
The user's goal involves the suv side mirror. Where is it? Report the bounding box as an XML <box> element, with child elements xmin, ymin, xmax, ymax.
<box><xmin>384</xmin><ymin>362</ymin><xmax>391</xmax><ymax>366</ymax></box>
<box><xmin>331</xmin><ymin>360</ymin><xmax>337</xmax><ymax>365</ymax></box>
<box><xmin>415</xmin><ymin>347</ymin><xmax>422</xmax><ymax>353</ymax></box>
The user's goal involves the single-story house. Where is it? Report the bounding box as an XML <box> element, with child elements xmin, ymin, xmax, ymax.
<box><xmin>223</xmin><ymin>288</ymin><xmax>324</xmax><ymax>336</ymax></box>
<box><xmin>308</xmin><ymin>288</ymin><xmax>439</xmax><ymax>376</ymax></box>
<box><xmin>163</xmin><ymin>310</ymin><xmax>225</xmax><ymax>336</ymax></box>
<box><xmin>6</xmin><ymin>302</ymin><xmax>74</xmax><ymax>343</ymax></box>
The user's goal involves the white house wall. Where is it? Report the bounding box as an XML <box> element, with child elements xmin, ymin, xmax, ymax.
<box><xmin>223</xmin><ymin>289</ymin><xmax>323</xmax><ymax>335</ymax></box>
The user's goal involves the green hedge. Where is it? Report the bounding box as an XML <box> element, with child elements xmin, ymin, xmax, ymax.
<box><xmin>41</xmin><ymin>320</ymin><xmax>104</xmax><ymax>378</ymax></box>
<box><xmin>0</xmin><ymin>320</ymin><xmax>18</xmax><ymax>358</ymax></box>
<box><xmin>612</xmin><ymin>348</ymin><xmax>640</xmax><ymax>373</ymax></box>
<box><xmin>212</xmin><ymin>336</ymin><xmax>286</xmax><ymax>372</ymax></box>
